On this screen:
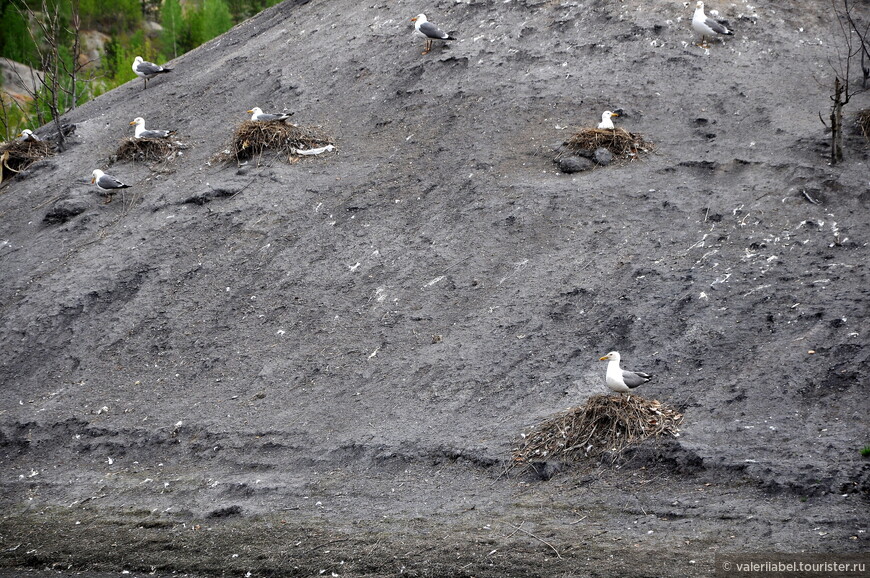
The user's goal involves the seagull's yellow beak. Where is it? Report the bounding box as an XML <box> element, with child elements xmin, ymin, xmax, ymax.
<box><xmin>129</xmin><ymin>120</ymin><xmax>136</xmax><ymax>125</ymax></box>
<box><xmin>611</xmin><ymin>113</ymin><xmax>619</xmax><ymax>118</ymax></box>
<box><xmin>599</xmin><ymin>355</ymin><xmax>609</xmax><ymax>361</ymax></box>
<box><xmin>411</xmin><ymin>17</ymin><xmax>417</xmax><ymax>22</ymax></box>
<box><xmin>246</xmin><ymin>109</ymin><xmax>254</xmax><ymax>114</ymax></box>
<box><xmin>91</xmin><ymin>176</ymin><xmax>96</xmax><ymax>183</ymax></box>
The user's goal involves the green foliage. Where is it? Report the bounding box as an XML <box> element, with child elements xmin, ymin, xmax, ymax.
<box><xmin>78</xmin><ymin>0</ymin><xmax>142</xmax><ymax>34</ymax></box>
<box><xmin>103</xmin><ymin>31</ymin><xmax>158</xmax><ymax>87</ymax></box>
<box><xmin>0</xmin><ymin>95</ymin><xmax>30</xmax><ymax>142</ymax></box>
<box><xmin>0</xmin><ymin>3</ymin><xmax>40</xmax><ymax>67</ymax></box>
<box><xmin>160</xmin><ymin>0</ymin><xmax>183</xmax><ymax>59</ymax></box>
<box><xmin>861</xmin><ymin>446</ymin><xmax>870</xmax><ymax>457</ymax></box>
<box><xmin>187</xmin><ymin>0</ymin><xmax>233</xmax><ymax>48</ymax></box>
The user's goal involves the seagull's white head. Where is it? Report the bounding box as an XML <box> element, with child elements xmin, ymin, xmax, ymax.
<box><xmin>91</xmin><ymin>169</ymin><xmax>104</xmax><ymax>183</ymax></box>
<box><xmin>695</xmin><ymin>1</ymin><xmax>704</xmax><ymax>11</ymax></box>
<box><xmin>599</xmin><ymin>351</ymin><xmax>620</xmax><ymax>362</ymax></box>
<box><xmin>247</xmin><ymin>107</ymin><xmax>263</xmax><ymax>115</ymax></box>
<box><xmin>411</xmin><ymin>14</ymin><xmax>427</xmax><ymax>24</ymax></box>
<box><xmin>134</xmin><ymin>56</ymin><xmax>143</xmax><ymax>64</ymax></box>
<box><xmin>130</xmin><ymin>117</ymin><xmax>145</xmax><ymax>127</ymax></box>
<box><xmin>601</xmin><ymin>110</ymin><xmax>618</xmax><ymax>121</ymax></box>
<box><xmin>20</xmin><ymin>129</ymin><xmax>33</xmax><ymax>137</ymax></box>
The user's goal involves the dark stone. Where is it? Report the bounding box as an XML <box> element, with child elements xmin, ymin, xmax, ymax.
<box><xmin>557</xmin><ymin>155</ymin><xmax>594</xmax><ymax>173</ymax></box>
<box><xmin>593</xmin><ymin>147</ymin><xmax>614</xmax><ymax>166</ymax></box>
<box><xmin>43</xmin><ymin>197</ymin><xmax>89</xmax><ymax>224</ymax></box>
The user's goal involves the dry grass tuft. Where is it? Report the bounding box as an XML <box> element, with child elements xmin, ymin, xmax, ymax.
<box><xmin>215</xmin><ymin>121</ymin><xmax>335</xmax><ymax>164</ymax></box>
<box><xmin>512</xmin><ymin>394</ymin><xmax>683</xmax><ymax>466</ymax></box>
<box><xmin>114</xmin><ymin>137</ymin><xmax>189</xmax><ymax>164</ymax></box>
<box><xmin>857</xmin><ymin>109</ymin><xmax>870</xmax><ymax>141</ymax></box>
<box><xmin>560</xmin><ymin>127</ymin><xmax>653</xmax><ymax>160</ymax></box>
<box><xmin>0</xmin><ymin>138</ymin><xmax>53</xmax><ymax>184</ymax></box>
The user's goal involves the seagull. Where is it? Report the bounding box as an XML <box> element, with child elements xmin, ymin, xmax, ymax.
<box><xmin>18</xmin><ymin>129</ymin><xmax>41</xmax><ymax>142</ymax></box>
<box><xmin>692</xmin><ymin>1</ymin><xmax>734</xmax><ymax>46</ymax></box>
<box><xmin>247</xmin><ymin>107</ymin><xmax>293</xmax><ymax>122</ymax></box>
<box><xmin>599</xmin><ymin>351</ymin><xmax>652</xmax><ymax>395</ymax></box>
<box><xmin>130</xmin><ymin>117</ymin><xmax>176</xmax><ymax>139</ymax></box>
<box><xmin>132</xmin><ymin>56</ymin><xmax>172</xmax><ymax>89</ymax></box>
<box><xmin>597</xmin><ymin>111</ymin><xmax>619</xmax><ymax>129</ymax></box>
<box><xmin>411</xmin><ymin>14</ymin><xmax>455</xmax><ymax>55</ymax></box>
<box><xmin>91</xmin><ymin>169</ymin><xmax>130</xmax><ymax>202</ymax></box>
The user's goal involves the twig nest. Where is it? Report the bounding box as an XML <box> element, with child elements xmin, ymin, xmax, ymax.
<box><xmin>0</xmin><ymin>138</ymin><xmax>53</xmax><ymax>184</ymax></box>
<box><xmin>216</xmin><ymin>121</ymin><xmax>335</xmax><ymax>164</ymax></box>
<box><xmin>555</xmin><ymin>127</ymin><xmax>653</xmax><ymax>173</ymax></box>
<box><xmin>114</xmin><ymin>137</ymin><xmax>189</xmax><ymax>164</ymax></box>
<box><xmin>513</xmin><ymin>394</ymin><xmax>683</xmax><ymax>466</ymax></box>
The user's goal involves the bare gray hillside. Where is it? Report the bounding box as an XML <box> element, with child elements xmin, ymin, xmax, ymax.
<box><xmin>1</xmin><ymin>0</ymin><xmax>868</xmax><ymax>575</ymax></box>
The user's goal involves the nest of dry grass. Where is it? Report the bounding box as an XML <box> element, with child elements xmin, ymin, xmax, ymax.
<box><xmin>857</xmin><ymin>109</ymin><xmax>870</xmax><ymax>141</ymax></box>
<box><xmin>513</xmin><ymin>394</ymin><xmax>683</xmax><ymax>465</ymax></box>
<box><xmin>216</xmin><ymin>121</ymin><xmax>335</xmax><ymax>164</ymax></box>
<box><xmin>114</xmin><ymin>137</ymin><xmax>188</xmax><ymax>164</ymax></box>
<box><xmin>560</xmin><ymin>127</ymin><xmax>653</xmax><ymax>160</ymax></box>
<box><xmin>0</xmin><ymin>138</ymin><xmax>53</xmax><ymax>184</ymax></box>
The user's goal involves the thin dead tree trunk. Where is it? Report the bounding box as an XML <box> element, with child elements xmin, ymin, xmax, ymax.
<box><xmin>830</xmin><ymin>76</ymin><xmax>845</xmax><ymax>164</ymax></box>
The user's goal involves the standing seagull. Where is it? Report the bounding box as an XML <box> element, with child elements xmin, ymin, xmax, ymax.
<box><xmin>91</xmin><ymin>169</ymin><xmax>130</xmax><ymax>203</ymax></box>
<box><xmin>132</xmin><ymin>56</ymin><xmax>172</xmax><ymax>89</ymax></box>
<box><xmin>692</xmin><ymin>1</ymin><xmax>734</xmax><ymax>46</ymax></box>
<box><xmin>411</xmin><ymin>14</ymin><xmax>455</xmax><ymax>55</ymax></box>
<box><xmin>597</xmin><ymin>111</ymin><xmax>619</xmax><ymax>129</ymax></box>
<box><xmin>246</xmin><ymin>107</ymin><xmax>293</xmax><ymax>122</ymax></box>
<box><xmin>599</xmin><ymin>351</ymin><xmax>652</xmax><ymax>395</ymax></box>
<box><xmin>130</xmin><ymin>117</ymin><xmax>176</xmax><ymax>139</ymax></box>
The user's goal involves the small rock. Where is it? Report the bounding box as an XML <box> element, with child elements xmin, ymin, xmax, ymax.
<box><xmin>557</xmin><ymin>155</ymin><xmax>594</xmax><ymax>173</ymax></box>
<box><xmin>43</xmin><ymin>197</ymin><xmax>89</xmax><ymax>224</ymax></box>
<box><xmin>593</xmin><ymin>147</ymin><xmax>613</xmax><ymax>166</ymax></box>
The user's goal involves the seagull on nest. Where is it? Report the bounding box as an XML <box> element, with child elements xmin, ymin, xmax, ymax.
<box><xmin>692</xmin><ymin>1</ymin><xmax>734</xmax><ymax>46</ymax></box>
<box><xmin>91</xmin><ymin>169</ymin><xmax>131</xmax><ymax>202</ymax></box>
<box><xmin>132</xmin><ymin>56</ymin><xmax>172</xmax><ymax>89</ymax></box>
<box><xmin>599</xmin><ymin>351</ymin><xmax>652</xmax><ymax>395</ymax></box>
<box><xmin>247</xmin><ymin>107</ymin><xmax>293</xmax><ymax>122</ymax></box>
<box><xmin>130</xmin><ymin>117</ymin><xmax>176</xmax><ymax>139</ymax></box>
<box><xmin>597</xmin><ymin>111</ymin><xmax>619</xmax><ymax>129</ymax></box>
<box><xmin>411</xmin><ymin>14</ymin><xmax>455</xmax><ymax>55</ymax></box>
<box><xmin>18</xmin><ymin>129</ymin><xmax>41</xmax><ymax>142</ymax></box>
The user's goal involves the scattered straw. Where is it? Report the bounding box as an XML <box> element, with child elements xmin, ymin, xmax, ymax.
<box><xmin>215</xmin><ymin>120</ymin><xmax>334</xmax><ymax>165</ymax></box>
<box><xmin>114</xmin><ymin>137</ymin><xmax>189</xmax><ymax>164</ymax></box>
<box><xmin>513</xmin><ymin>394</ymin><xmax>683</xmax><ymax>465</ymax></box>
<box><xmin>0</xmin><ymin>138</ymin><xmax>53</xmax><ymax>184</ymax></box>
<box><xmin>560</xmin><ymin>127</ymin><xmax>653</xmax><ymax>160</ymax></box>
<box><xmin>857</xmin><ymin>109</ymin><xmax>870</xmax><ymax>142</ymax></box>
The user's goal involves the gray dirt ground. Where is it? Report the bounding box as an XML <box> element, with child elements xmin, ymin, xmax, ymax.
<box><xmin>1</xmin><ymin>0</ymin><xmax>868</xmax><ymax>576</ymax></box>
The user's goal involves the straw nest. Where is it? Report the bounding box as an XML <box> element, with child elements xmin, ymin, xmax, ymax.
<box><xmin>0</xmin><ymin>138</ymin><xmax>53</xmax><ymax>184</ymax></box>
<box><xmin>857</xmin><ymin>109</ymin><xmax>870</xmax><ymax>141</ymax></box>
<box><xmin>559</xmin><ymin>127</ymin><xmax>653</xmax><ymax>160</ymax></box>
<box><xmin>216</xmin><ymin>121</ymin><xmax>334</xmax><ymax>164</ymax></box>
<box><xmin>513</xmin><ymin>394</ymin><xmax>683</xmax><ymax>466</ymax></box>
<box><xmin>114</xmin><ymin>137</ymin><xmax>188</xmax><ymax>164</ymax></box>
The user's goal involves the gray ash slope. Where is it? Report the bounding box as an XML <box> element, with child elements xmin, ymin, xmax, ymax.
<box><xmin>1</xmin><ymin>0</ymin><xmax>869</xmax><ymax>571</ymax></box>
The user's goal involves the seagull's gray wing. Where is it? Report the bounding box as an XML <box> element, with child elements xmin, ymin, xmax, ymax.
<box><xmin>705</xmin><ymin>17</ymin><xmax>732</xmax><ymax>35</ymax></box>
<box><xmin>256</xmin><ymin>112</ymin><xmax>291</xmax><ymax>121</ymax></box>
<box><xmin>419</xmin><ymin>21</ymin><xmax>450</xmax><ymax>40</ymax></box>
<box><xmin>98</xmin><ymin>174</ymin><xmax>129</xmax><ymax>190</ymax></box>
<box><xmin>621</xmin><ymin>370</ymin><xmax>652</xmax><ymax>389</ymax></box>
<box><xmin>138</xmin><ymin>129</ymin><xmax>172</xmax><ymax>138</ymax></box>
<box><xmin>135</xmin><ymin>60</ymin><xmax>164</xmax><ymax>75</ymax></box>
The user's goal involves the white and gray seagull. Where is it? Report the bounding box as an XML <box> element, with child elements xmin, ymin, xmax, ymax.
<box><xmin>692</xmin><ymin>1</ymin><xmax>734</xmax><ymax>46</ymax></box>
<box><xmin>91</xmin><ymin>169</ymin><xmax>131</xmax><ymax>202</ymax></box>
<box><xmin>597</xmin><ymin>110</ymin><xmax>619</xmax><ymax>129</ymax></box>
<box><xmin>17</xmin><ymin>129</ymin><xmax>41</xmax><ymax>142</ymax></box>
<box><xmin>132</xmin><ymin>56</ymin><xmax>172</xmax><ymax>89</ymax></box>
<box><xmin>599</xmin><ymin>351</ymin><xmax>652</xmax><ymax>395</ymax></box>
<box><xmin>411</xmin><ymin>14</ymin><xmax>455</xmax><ymax>55</ymax></box>
<box><xmin>130</xmin><ymin>117</ymin><xmax>176</xmax><ymax>139</ymax></box>
<box><xmin>247</xmin><ymin>107</ymin><xmax>293</xmax><ymax>122</ymax></box>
